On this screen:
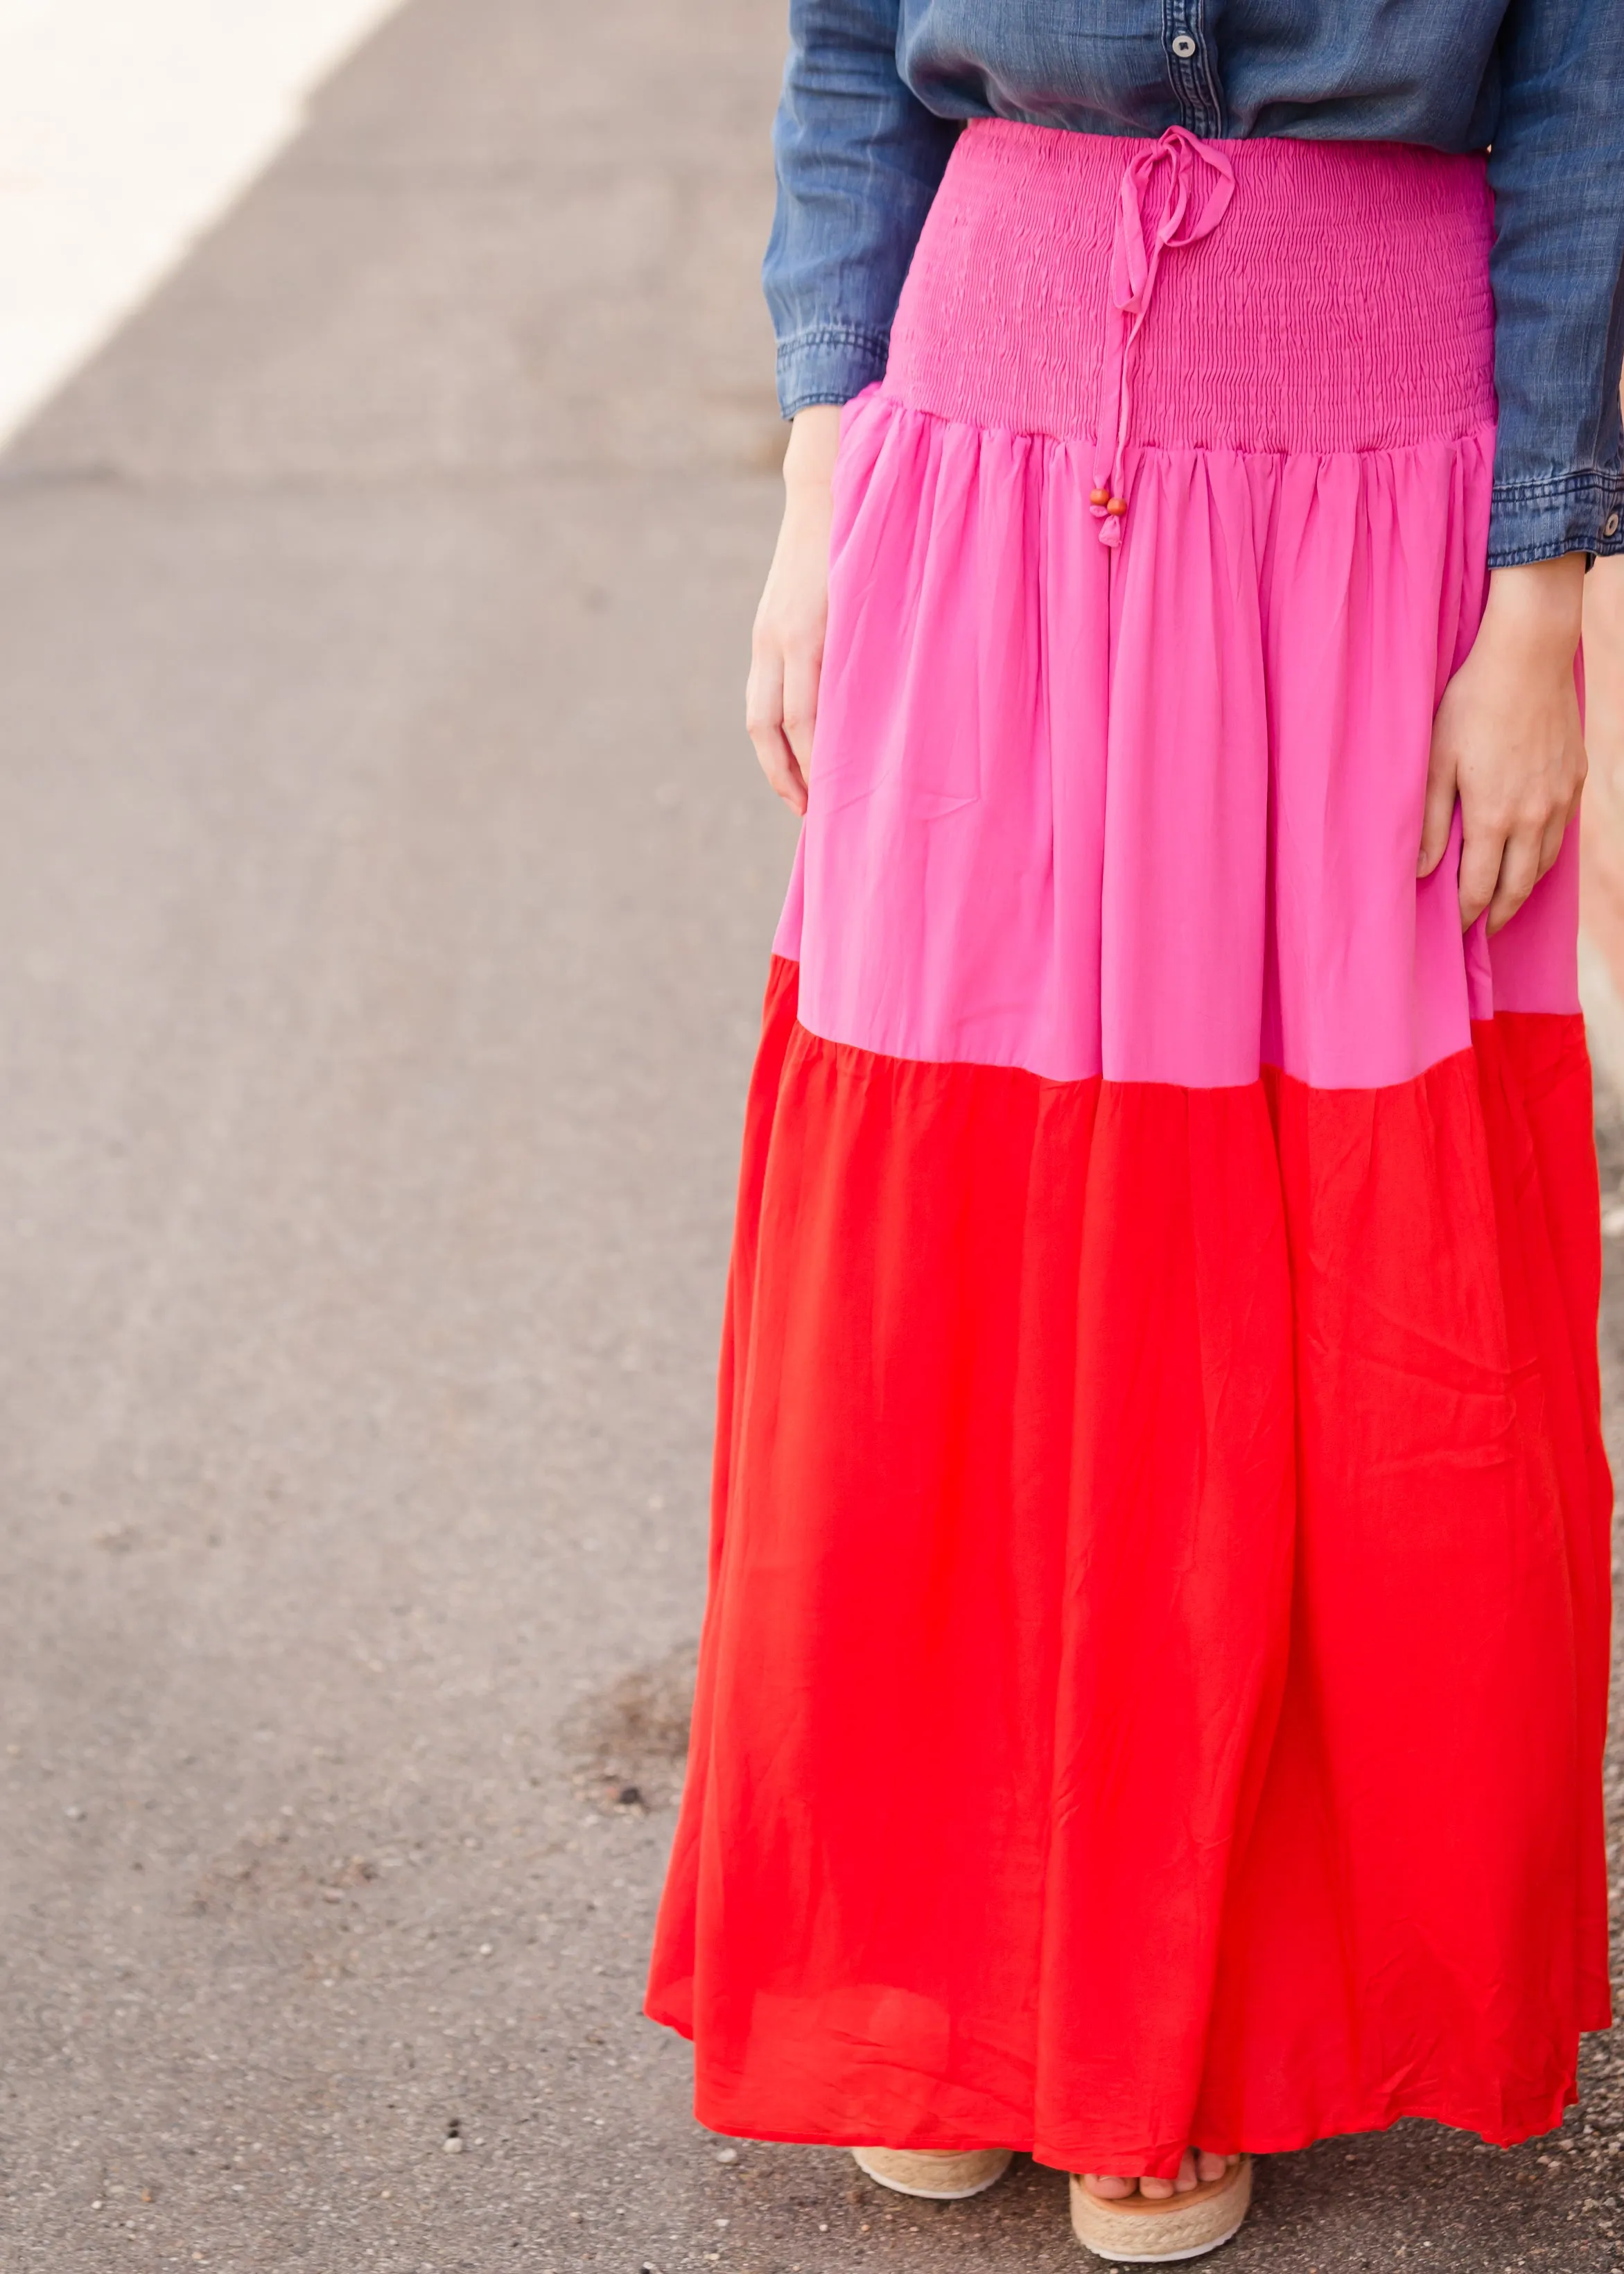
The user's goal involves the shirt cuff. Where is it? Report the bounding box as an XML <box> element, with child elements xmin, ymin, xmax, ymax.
<box><xmin>776</xmin><ymin>324</ymin><xmax>892</xmax><ymax>419</ymax></box>
<box><xmin>1487</xmin><ymin>469</ymin><xmax>1624</xmax><ymax>567</ymax></box>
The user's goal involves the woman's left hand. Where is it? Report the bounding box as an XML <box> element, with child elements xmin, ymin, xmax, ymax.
<box><xmin>1419</xmin><ymin>553</ymin><xmax>1587</xmax><ymax>935</ymax></box>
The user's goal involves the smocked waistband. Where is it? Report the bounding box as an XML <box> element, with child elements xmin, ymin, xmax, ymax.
<box><xmin>883</xmin><ymin>121</ymin><xmax>1496</xmax><ymax>455</ymax></box>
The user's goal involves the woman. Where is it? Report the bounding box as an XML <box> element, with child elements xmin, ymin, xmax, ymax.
<box><xmin>647</xmin><ymin>3</ymin><xmax>1624</xmax><ymax>2259</ymax></box>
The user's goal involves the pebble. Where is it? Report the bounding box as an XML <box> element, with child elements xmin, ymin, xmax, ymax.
<box><xmin>444</xmin><ymin>2137</ymin><xmax>464</xmax><ymax>2155</ymax></box>
<box><xmin>714</xmin><ymin>2148</ymin><xmax>738</xmax><ymax>2164</ymax></box>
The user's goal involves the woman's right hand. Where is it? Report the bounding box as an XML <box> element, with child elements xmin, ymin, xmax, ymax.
<box><xmin>746</xmin><ymin>404</ymin><xmax>843</xmax><ymax>815</ymax></box>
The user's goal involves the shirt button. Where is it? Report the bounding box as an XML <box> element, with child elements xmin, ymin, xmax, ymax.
<box><xmin>1170</xmin><ymin>32</ymin><xmax>1198</xmax><ymax>55</ymax></box>
<box><xmin>1606</xmin><ymin>511</ymin><xmax>1621</xmax><ymax>538</ymax></box>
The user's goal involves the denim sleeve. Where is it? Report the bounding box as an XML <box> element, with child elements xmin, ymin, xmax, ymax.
<box><xmin>1485</xmin><ymin>0</ymin><xmax>1624</xmax><ymax>566</ymax></box>
<box><xmin>764</xmin><ymin>0</ymin><xmax>959</xmax><ymax>419</ymax></box>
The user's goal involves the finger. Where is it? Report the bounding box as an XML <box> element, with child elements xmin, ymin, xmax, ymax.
<box><xmin>780</xmin><ymin>639</ymin><xmax>822</xmax><ymax>781</ymax></box>
<box><xmin>1456</xmin><ymin>814</ymin><xmax>1506</xmax><ymax>931</ymax></box>
<box><xmin>745</xmin><ymin>647</ymin><xmax>809</xmax><ymax>815</ymax></box>
<box><xmin>1485</xmin><ymin>824</ymin><xmax>1542</xmax><ymax>936</ymax></box>
<box><xmin>1535</xmin><ymin>807</ymin><xmax>1569</xmax><ymax>884</ymax></box>
<box><xmin>1417</xmin><ymin>740</ymin><xmax>1458</xmax><ymax>878</ymax></box>
<box><xmin>750</xmin><ymin>720</ymin><xmax>808</xmax><ymax>814</ymax></box>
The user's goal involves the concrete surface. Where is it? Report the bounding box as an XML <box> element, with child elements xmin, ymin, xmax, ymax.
<box><xmin>0</xmin><ymin>3</ymin><xmax>1621</xmax><ymax>2270</ymax></box>
<box><xmin>0</xmin><ymin>0</ymin><xmax>408</xmax><ymax>446</ymax></box>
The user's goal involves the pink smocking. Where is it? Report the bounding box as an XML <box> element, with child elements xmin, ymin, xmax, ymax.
<box><xmin>884</xmin><ymin>122</ymin><xmax>1498</xmax><ymax>455</ymax></box>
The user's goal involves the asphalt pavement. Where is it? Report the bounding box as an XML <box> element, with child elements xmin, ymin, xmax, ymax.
<box><xmin>1</xmin><ymin>2</ymin><xmax>1622</xmax><ymax>2269</ymax></box>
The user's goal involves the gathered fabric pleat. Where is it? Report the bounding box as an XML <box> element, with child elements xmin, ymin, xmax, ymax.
<box><xmin>790</xmin><ymin>389</ymin><xmax>1546</xmax><ymax>1094</ymax></box>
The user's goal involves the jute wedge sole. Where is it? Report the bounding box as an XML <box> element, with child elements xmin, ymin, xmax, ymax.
<box><xmin>1069</xmin><ymin>2157</ymin><xmax>1252</xmax><ymax>2263</ymax></box>
<box><xmin>851</xmin><ymin>2146</ymin><xmax>1014</xmax><ymax>2201</ymax></box>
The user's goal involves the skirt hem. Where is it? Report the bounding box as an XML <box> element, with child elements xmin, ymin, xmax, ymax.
<box><xmin>652</xmin><ymin>1996</ymin><xmax>1598</xmax><ymax>2167</ymax></box>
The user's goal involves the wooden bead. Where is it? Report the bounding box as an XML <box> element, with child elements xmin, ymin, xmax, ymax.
<box><xmin>1106</xmin><ymin>496</ymin><xmax>1128</xmax><ymax>517</ymax></box>
<box><xmin>1089</xmin><ymin>487</ymin><xmax>1110</xmax><ymax>507</ymax></box>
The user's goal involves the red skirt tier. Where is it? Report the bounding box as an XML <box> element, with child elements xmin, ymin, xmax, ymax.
<box><xmin>647</xmin><ymin>961</ymin><xmax>1609</xmax><ymax>2170</ymax></box>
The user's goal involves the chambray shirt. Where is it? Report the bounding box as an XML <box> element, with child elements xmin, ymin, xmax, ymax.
<box><xmin>765</xmin><ymin>0</ymin><xmax>1624</xmax><ymax>566</ymax></box>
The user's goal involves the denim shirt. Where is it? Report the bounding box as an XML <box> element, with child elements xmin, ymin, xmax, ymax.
<box><xmin>764</xmin><ymin>0</ymin><xmax>1624</xmax><ymax>566</ymax></box>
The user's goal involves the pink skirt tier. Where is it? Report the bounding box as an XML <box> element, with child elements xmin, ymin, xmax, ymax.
<box><xmin>781</xmin><ymin>123</ymin><xmax>1574</xmax><ymax>1090</ymax></box>
<box><xmin>649</xmin><ymin>124</ymin><xmax>1611</xmax><ymax>2176</ymax></box>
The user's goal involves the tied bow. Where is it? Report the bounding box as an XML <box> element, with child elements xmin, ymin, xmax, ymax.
<box><xmin>1090</xmin><ymin>128</ymin><xmax>1235</xmax><ymax>548</ymax></box>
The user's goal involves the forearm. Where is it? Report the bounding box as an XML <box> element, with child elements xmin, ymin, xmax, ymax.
<box><xmin>1485</xmin><ymin>0</ymin><xmax>1624</xmax><ymax>565</ymax></box>
<box><xmin>765</xmin><ymin>0</ymin><xmax>957</xmax><ymax>418</ymax></box>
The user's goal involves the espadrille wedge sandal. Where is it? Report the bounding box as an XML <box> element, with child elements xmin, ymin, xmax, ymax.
<box><xmin>1069</xmin><ymin>2156</ymin><xmax>1252</xmax><ymax>2263</ymax></box>
<box><xmin>851</xmin><ymin>2146</ymin><xmax>1014</xmax><ymax>2201</ymax></box>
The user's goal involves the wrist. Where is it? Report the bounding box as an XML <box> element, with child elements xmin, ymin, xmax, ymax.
<box><xmin>1484</xmin><ymin>555</ymin><xmax>1584</xmax><ymax>659</ymax></box>
<box><xmin>783</xmin><ymin>404</ymin><xmax>842</xmax><ymax>496</ymax></box>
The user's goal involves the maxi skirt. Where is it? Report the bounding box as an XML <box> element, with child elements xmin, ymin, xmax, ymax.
<box><xmin>645</xmin><ymin>123</ymin><xmax>1614</xmax><ymax>2177</ymax></box>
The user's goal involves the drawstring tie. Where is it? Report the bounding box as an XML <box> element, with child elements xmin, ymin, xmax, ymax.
<box><xmin>1090</xmin><ymin>127</ymin><xmax>1235</xmax><ymax>548</ymax></box>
